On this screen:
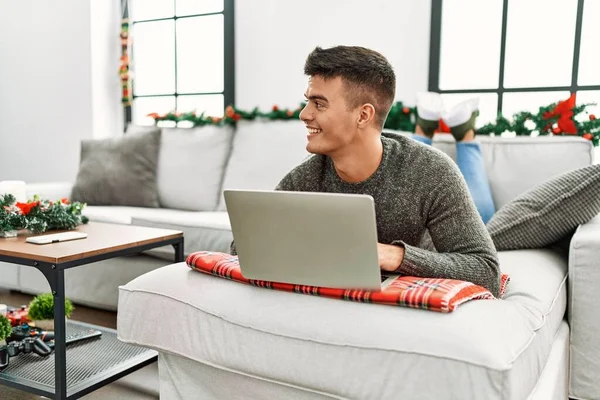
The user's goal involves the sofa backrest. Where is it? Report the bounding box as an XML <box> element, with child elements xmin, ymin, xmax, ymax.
<box><xmin>430</xmin><ymin>134</ymin><xmax>595</xmax><ymax>209</ymax></box>
<box><xmin>217</xmin><ymin>120</ymin><xmax>309</xmax><ymax>210</ymax></box>
<box><xmin>148</xmin><ymin>121</ymin><xmax>594</xmax><ymax>212</ymax></box>
<box><xmin>156</xmin><ymin>126</ymin><xmax>234</xmax><ymax>211</ymax></box>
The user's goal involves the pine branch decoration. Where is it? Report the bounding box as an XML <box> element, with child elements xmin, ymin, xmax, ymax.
<box><xmin>0</xmin><ymin>195</ymin><xmax>88</xmax><ymax>234</ymax></box>
<box><xmin>146</xmin><ymin>95</ymin><xmax>599</xmax><ymax>146</ymax></box>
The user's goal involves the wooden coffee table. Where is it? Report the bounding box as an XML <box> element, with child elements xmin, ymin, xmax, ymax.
<box><xmin>0</xmin><ymin>222</ymin><xmax>184</xmax><ymax>399</ymax></box>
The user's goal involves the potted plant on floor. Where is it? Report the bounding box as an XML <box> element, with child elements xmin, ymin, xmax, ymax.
<box><xmin>0</xmin><ymin>315</ymin><xmax>11</xmax><ymax>370</ymax></box>
<box><xmin>28</xmin><ymin>293</ymin><xmax>74</xmax><ymax>331</ymax></box>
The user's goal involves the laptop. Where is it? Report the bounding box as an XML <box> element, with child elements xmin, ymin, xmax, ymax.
<box><xmin>223</xmin><ymin>189</ymin><xmax>398</xmax><ymax>291</ymax></box>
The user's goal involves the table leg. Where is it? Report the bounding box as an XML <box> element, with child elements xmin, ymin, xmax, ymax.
<box><xmin>37</xmin><ymin>263</ymin><xmax>68</xmax><ymax>400</ymax></box>
<box><xmin>173</xmin><ymin>238</ymin><xmax>184</xmax><ymax>263</ymax></box>
<box><xmin>53</xmin><ymin>269</ymin><xmax>67</xmax><ymax>400</ymax></box>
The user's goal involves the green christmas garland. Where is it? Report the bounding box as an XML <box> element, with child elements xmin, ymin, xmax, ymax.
<box><xmin>149</xmin><ymin>102</ymin><xmax>418</xmax><ymax>130</ymax></box>
<box><xmin>478</xmin><ymin>94</ymin><xmax>599</xmax><ymax>146</ymax></box>
<box><xmin>383</xmin><ymin>102</ymin><xmax>417</xmax><ymax>132</ymax></box>
<box><xmin>147</xmin><ymin>95</ymin><xmax>599</xmax><ymax>146</ymax></box>
<box><xmin>0</xmin><ymin>194</ymin><xmax>89</xmax><ymax>234</ymax></box>
<box><xmin>148</xmin><ymin>104</ymin><xmax>304</xmax><ymax>127</ymax></box>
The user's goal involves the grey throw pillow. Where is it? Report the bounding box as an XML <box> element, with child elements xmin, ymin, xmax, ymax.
<box><xmin>71</xmin><ymin>129</ymin><xmax>162</xmax><ymax>207</ymax></box>
<box><xmin>486</xmin><ymin>164</ymin><xmax>600</xmax><ymax>250</ymax></box>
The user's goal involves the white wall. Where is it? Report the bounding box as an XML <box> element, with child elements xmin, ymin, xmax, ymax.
<box><xmin>90</xmin><ymin>0</ymin><xmax>124</xmax><ymax>140</ymax></box>
<box><xmin>0</xmin><ymin>0</ymin><xmax>123</xmax><ymax>183</ymax></box>
<box><xmin>0</xmin><ymin>0</ymin><xmax>94</xmax><ymax>183</ymax></box>
<box><xmin>235</xmin><ymin>0</ymin><xmax>431</xmax><ymax>110</ymax></box>
<box><xmin>0</xmin><ymin>0</ymin><xmax>430</xmax><ymax>183</ymax></box>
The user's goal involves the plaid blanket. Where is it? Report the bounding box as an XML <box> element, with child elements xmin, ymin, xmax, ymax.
<box><xmin>186</xmin><ymin>251</ymin><xmax>510</xmax><ymax>313</ymax></box>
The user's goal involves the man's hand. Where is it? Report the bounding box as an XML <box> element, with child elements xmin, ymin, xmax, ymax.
<box><xmin>377</xmin><ymin>243</ymin><xmax>405</xmax><ymax>272</ymax></box>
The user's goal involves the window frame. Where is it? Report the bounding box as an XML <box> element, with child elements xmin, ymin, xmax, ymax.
<box><xmin>125</xmin><ymin>0</ymin><xmax>235</xmax><ymax>124</ymax></box>
<box><xmin>428</xmin><ymin>0</ymin><xmax>599</xmax><ymax>114</ymax></box>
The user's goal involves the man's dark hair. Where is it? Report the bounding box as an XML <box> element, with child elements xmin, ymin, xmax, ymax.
<box><xmin>304</xmin><ymin>46</ymin><xmax>396</xmax><ymax>128</ymax></box>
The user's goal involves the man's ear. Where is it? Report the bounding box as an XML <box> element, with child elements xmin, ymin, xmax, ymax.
<box><xmin>357</xmin><ymin>103</ymin><xmax>376</xmax><ymax>128</ymax></box>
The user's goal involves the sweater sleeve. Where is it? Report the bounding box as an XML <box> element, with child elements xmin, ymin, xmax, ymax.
<box><xmin>392</xmin><ymin>163</ymin><xmax>501</xmax><ymax>297</ymax></box>
<box><xmin>229</xmin><ymin>173</ymin><xmax>297</xmax><ymax>255</ymax></box>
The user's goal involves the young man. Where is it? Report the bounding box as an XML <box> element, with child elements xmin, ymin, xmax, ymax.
<box><xmin>236</xmin><ymin>46</ymin><xmax>501</xmax><ymax>296</ymax></box>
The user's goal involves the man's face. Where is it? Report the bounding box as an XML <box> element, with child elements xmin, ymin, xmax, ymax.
<box><xmin>300</xmin><ymin>76</ymin><xmax>359</xmax><ymax>156</ymax></box>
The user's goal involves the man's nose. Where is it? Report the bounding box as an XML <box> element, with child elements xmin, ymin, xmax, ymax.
<box><xmin>299</xmin><ymin>105</ymin><xmax>311</xmax><ymax>121</ymax></box>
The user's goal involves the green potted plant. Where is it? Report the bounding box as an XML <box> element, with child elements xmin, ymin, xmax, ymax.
<box><xmin>28</xmin><ymin>293</ymin><xmax>74</xmax><ymax>331</ymax></box>
<box><xmin>0</xmin><ymin>315</ymin><xmax>11</xmax><ymax>346</ymax></box>
<box><xmin>0</xmin><ymin>315</ymin><xmax>11</xmax><ymax>370</ymax></box>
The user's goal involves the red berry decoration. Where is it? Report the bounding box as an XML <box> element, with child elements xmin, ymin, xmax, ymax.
<box><xmin>583</xmin><ymin>133</ymin><xmax>593</xmax><ymax>140</ymax></box>
<box><xmin>590</xmin><ymin>114</ymin><xmax>596</xmax><ymax>121</ymax></box>
<box><xmin>272</xmin><ymin>105</ymin><xmax>279</xmax><ymax>112</ymax></box>
<box><xmin>403</xmin><ymin>107</ymin><xmax>410</xmax><ymax>114</ymax></box>
<box><xmin>552</xmin><ymin>127</ymin><xmax>561</xmax><ymax>134</ymax></box>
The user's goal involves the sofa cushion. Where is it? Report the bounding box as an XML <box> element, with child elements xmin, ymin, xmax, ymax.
<box><xmin>487</xmin><ymin>164</ymin><xmax>600</xmax><ymax>250</ymax></box>
<box><xmin>118</xmin><ymin>248</ymin><xmax>567</xmax><ymax>400</ymax></box>
<box><xmin>431</xmin><ymin>134</ymin><xmax>594</xmax><ymax>209</ymax></box>
<box><xmin>82</xmin><ymin>206</ymin><xmax>232</xmax><ymax>258</ymax></box>
<box><xmin>157</xmin><ymin>126</ymin><xmax>234</xmax><ymax>211</ymax></box>
<box><xmin>131</xmin><ymin>212</ymin><xmax>232</xmax><ymax>259</ymax></box>
<box><xmin>217</xmin><ymin>120</ymin><xmax>310</xmax><ymax>210</ymax></box>
<box><xmin>71</xmin><ymin>128</ymin><xmax>161</xmax><ymax>207</ymax></box>
<box><xmin>568</xmin><ymin>214</ymin><xmax>600</xmax><ymax>399</ymax></box>
<box><xmin>83</xmin><ymin>205</ymin><xmax>173</xmax><ymax>225</ymax></box>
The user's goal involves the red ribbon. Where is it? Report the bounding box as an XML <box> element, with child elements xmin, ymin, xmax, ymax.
<box><xmin>543</xmin><ymin>93</ymin><xmax>577</xmax><ymax>134</ymax></box>
<box><xmin>437</xmin><ymin>119</ymin><xmax>451</xmax><ymax>133</ymax></box>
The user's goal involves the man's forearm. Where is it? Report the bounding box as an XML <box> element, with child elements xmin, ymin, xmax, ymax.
<box><xmin>393</xmin><ymin>241</ymin><xmax>501</xmax><ymax>297</ymax></box>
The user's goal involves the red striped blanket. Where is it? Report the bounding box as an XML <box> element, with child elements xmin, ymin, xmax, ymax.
<box><xmin>186</xmin><ymin>251</ymin><xmax>510</xmax><ymax>313</ymax></box>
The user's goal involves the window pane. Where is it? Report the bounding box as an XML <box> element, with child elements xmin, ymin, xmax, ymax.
<box><xmin>133</xmin><ymin>96</ymin><xmax>176</xmax><ymax>125</ymax></box>
<box><xmin>176</xmin><ymin>0</ymin><xmax>223</xmax><ymax>16</ymax></box>
<box><xmin>502</xmin><ymin>91</ymin><xmax>570</xmax><ymax>119</ymax></box>
<box><xmin>177</xmin><ymin>15</ymin><xmax>224</xmax><ymax>93</ymax></box>
<box><xmin>441</xmin><ymin>93</ymin><xmax>498</xmax><ymax>128</ymax></box>
<box><xmin>177</xmin><ymin>94</ymin><xmax>224</xmax><ymax>117</ymax></box>
<box><xmin>577</xmin><ymin>90</ymin><xmax>600</xmax><ymax>117</ymax></box>
<box><xmin>504</xmin><ymin>0</ymin><xmax>577</xmax><ymax>88</ymax></box>
<box><xmin>439</xmin><ymin>0</ymin><xmax>503</xmax><ymax>90</ymax></box>
<box><xmin>131</xmin><ymin>0</ymin><xmax>174</xmax><ymax>21</ymax></box>
<box><xmin>578</xmin><ymin>0</ymin><xmax>600</xmax><ymax>85</ymax></box>
<box><xmin>133</xmin><ymin>21</ymin><xmax>175</xmax><ymax>96</ymax></box>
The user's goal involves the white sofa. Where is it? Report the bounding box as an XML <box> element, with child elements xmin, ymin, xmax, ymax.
<box><xmin>115</xmin><ymin>127</ymin><xmax>596</xmax><ymax>400</ymax></box>
<box><xmin>2</xmin><ymin>121</ymin><xmax>599</xmax><ymax>399</ymax></box>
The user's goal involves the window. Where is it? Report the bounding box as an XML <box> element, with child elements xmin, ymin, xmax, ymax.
<box><xmin>429</xmin><ymin>0</ymin><xmax>599</xmax><ymax>127</ymax></box>
<box><xmin>129</xmin><ymin>0</ymin><xmax>234</xmax><ymax>125</ymax></box>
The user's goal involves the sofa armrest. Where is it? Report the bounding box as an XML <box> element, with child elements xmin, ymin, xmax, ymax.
<box><xmin>568</xmin><ymin>214</ymin><xmax>600</xmax><ymax>400</ymax></box>
<box><xmin>26</xmin><ymin>182</ymin><xmax>73</xmax><ymax>201</ymax></box>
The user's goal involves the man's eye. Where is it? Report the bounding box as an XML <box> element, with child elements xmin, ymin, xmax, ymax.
<box><xmin>315</xmin><ymin>102</ymin><xmax>324</xmax><ymax>109</ymax></box>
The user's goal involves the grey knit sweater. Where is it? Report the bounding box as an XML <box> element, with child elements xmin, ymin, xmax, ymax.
<box><xmin>233</xmin><ymin>132</ymin><xmax>501</xmax><ymax>297</ymax></box>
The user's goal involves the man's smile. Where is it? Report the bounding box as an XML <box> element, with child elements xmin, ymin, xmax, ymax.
<box><xmin>306</xmin><ymin>127</ymin><xmax>322</xmax><ymax>137</ymax></box>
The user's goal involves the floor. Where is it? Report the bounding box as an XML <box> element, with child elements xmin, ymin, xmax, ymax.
<box><xmin>0</xmin><ymin>289</ymin><xmax>159</xmax><ymax>399</ymax></box>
